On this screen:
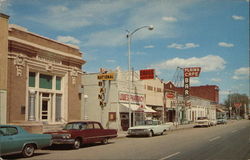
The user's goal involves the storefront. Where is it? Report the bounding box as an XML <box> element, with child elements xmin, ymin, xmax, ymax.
<box><xmin>82</xmin><ymin>68</ymin><xmax>156</xmax><ymax>131</ymax></box>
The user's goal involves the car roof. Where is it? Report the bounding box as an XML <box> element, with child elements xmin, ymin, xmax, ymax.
<box><xmin>0</xmin><ymin>125</ymin><xmax>20</xmax><ymax>128</ymax></box>
<box><xmin>67</xmin><ymin>121</ymin><xmax>100</xmax><ymax>123</ymax></box>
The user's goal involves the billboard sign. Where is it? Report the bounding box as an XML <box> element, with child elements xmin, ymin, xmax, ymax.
<box><xmin>140</xmin><ymin>69</ymin><xmax>155</xmax><ymax>80</ymax></box>
<box><xmin>184</xmin><ymin>67</ymin><xmax>201</xmax><ymax>77</ymax></box>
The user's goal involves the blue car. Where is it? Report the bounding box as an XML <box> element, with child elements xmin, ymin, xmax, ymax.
<box><xmin>0</xmin><ymin>125</ymin><xmax>52</xmax><ymax>158</ymax></box>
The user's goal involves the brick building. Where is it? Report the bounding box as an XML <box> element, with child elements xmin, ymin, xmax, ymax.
<box><xmin>0</xmin><ymin>13</ymin><xmax>85</xmax><ymax>132</ymax></box>
<box><xmin>164</xmin><ymin>81</ymin><xmax>219</xmax><ymax>103</ymax></box>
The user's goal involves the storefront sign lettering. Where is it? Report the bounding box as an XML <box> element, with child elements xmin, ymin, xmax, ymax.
<box><xmin>119</xmin><ymin>93</ymin><xmax>144</xmax><ymax>103</ymax></box>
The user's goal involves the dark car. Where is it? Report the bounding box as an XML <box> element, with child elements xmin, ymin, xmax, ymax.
<box><xmin>0</xmin><ymin>125</ymin><xmax>52</xmax><ymax>158</ymax></box>
<box><xmin>44</xmin><ymin>121</ymin><xmax>117</xmax><ymax>149</ymax></box>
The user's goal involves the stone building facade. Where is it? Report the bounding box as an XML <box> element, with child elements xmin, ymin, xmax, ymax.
<box><xmin>0</xmin><ymin>13</ymin><xmax>85</xmax><ymax>130</ymax></box>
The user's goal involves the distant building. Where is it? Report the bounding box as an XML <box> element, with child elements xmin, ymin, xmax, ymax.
<box><xmin>0</xmin><ymin>13</ymin><xmax>85</xmax><ymax>131</ymax></box>
<box><xmin>164</xmin><ymin>82</ymin><xmax>217</xmax><ymax>123</ymax></box>
<box><xmin>165</xmin><ymin>82</ymin><xmax>219</xmax><ymax>103</ymax></box>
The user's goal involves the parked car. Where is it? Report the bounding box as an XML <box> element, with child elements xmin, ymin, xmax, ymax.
<box><xmin>127</xmin><ymin>120</ymin><xmax>172</xmax><ymax>137</ymax></box>
<box><xmin>44</xmin><ymin>121</ymin><xmax>117</xmax><ymax>149</ymax></box>
<box><xmin>195</xmin><ymin>117</ymin><xmax>211</xmax><ymax>127</ymax></box>
<box><xmin>217</xmin><ymin>118</ymin><xmax>227</xmax><ymax>124</ymax></box>
<box><xmin>210</xmin><ymin>119</ymin><xmax>217</xmax><ymax>126</ymax></box>
<box><xmin>0</xmin><ymin>125</ymin><xmax>52</xmax><ymax>158</ymax></box>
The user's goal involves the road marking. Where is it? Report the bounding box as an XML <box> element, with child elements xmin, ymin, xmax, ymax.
<box><xmin>232</xmin><ymin>130</ymin><xmax>238</xmax><ymax>133</ymax></box>
<box><xmin>158</xmin><ymin>152</ymin><xmax>181</xmax><ymax>160</ymax></box>
<box><xmin>209</xmin><ymin>136</ymin><xmax>221</xmax><ymax>142</ymax></box>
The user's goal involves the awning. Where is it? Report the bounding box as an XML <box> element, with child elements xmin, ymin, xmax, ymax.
<box><xmin>144</xmin><ymin>106</ymin><xmax>157</xmax><ymax>113</ymax></box>
<box><xmin>216</xmin><ymin>108</ymin><xmax>226</xmax><ymax>112</ymax></box>
<box><xmin>120</xmin><ymin>103</ymin><xmax>156</xmax><ymax>113</ymax></box>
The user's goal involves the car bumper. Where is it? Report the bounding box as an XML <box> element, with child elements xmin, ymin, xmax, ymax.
<box><xmin>128</xmin><ymin>130</ymin><xmax>150</xmax><ymax>136</ymax></box>
<box><xmin>52</xmin><ymin>138</ymin><xmax>75</xmax><ymax>145</ymax></box>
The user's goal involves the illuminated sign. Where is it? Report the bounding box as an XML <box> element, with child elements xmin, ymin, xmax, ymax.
<box><xmin>140</xmin><ymin>69</ymin><xmax>155</xmax><ymax>80</ymax></box>
<box><xmin>97</xmin><ymin>72</ymin><xmax>115</xmax><ymax>80</ymax></box>
<box><xmin>184</xmin><ymin>77</ymin><xmax>190</xmax><ymax>96</ymax></box>
<box><xmin>184</xmin><ymin>67</ymin><xmax>201</xmax><ymax>77</ymax></box>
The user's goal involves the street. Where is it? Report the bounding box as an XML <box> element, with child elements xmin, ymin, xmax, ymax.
<box><xmin>4</xmin><ymin>120</ymin><xmax>250</xmax><ymax>160</ymax></box>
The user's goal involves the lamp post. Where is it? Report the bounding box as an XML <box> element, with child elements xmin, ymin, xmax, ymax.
<box><xmin>83</xmin><ymin>94</ymin><xmax>88</xmax><ymax>120</ymax></box>
<box><xmin>126</xmin><ymin>25</ymin><xmax>154</xmax><ymax>128</ymax></box>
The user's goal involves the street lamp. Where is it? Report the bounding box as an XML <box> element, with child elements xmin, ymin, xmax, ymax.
<box><xmin>83</xmin><ymin>94</ymin><xmax>88</xmax><ymax>120</ymax></box>
<box><xmin>126</xmin><ymin>25</ymin><xmax>154</xmax><ymax>128</ymax></box>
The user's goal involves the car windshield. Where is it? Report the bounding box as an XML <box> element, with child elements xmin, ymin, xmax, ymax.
<box><xmin>197</xmin><ymin>117</ymin><xmax>208</xmax><ymax>120</ymax></box>
<box><xmin>63</xmin><ymin>123</ymin><xmax>87</xmax><ymax>130</ymax></box>
<box><xmin>145</xmin><ymin>120</ymin><xmax>159</xmax><ymax>125</ymax></box>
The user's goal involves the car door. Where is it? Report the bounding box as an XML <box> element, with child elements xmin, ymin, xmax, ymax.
<box><xmin>93</xmin><ymin>122</ymin><xmax>105</xmax><ymax>142</ymax></box>
<box><xmin>83</xmin><ymin>122</ymin><xmax>95</xmax><ymax>144</ymax></box>
<box><xmin>0</xmin><ymin>126</ymin><xmax>22</xmax><ymax>155</ymax></box>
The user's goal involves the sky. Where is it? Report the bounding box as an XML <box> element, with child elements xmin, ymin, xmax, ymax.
<box><xmin>0</xmin><ymin>0</ymin><xmax>249</xmax><ymax>103</ymax></box>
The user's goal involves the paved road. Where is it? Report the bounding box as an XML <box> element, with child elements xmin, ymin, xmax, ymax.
<box><xmin>4</xmin><ymin>120</ymin><xmax>250</xmax><ymax>160</ymax></box>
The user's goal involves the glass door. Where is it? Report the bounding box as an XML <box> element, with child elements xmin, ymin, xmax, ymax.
<box><xmin>40</xmin><ymin>93</ymin><xmax>51</xmax><ymax>122</ymax></box>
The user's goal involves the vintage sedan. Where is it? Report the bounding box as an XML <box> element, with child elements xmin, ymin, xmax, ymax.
<box><xmin>195</xmin><ymin>117</ymin><xmax>211</xmax><ymax>127</ymax></box>
<box><xmin>44</xmin><ymin>121</ymin><xmax>117</xmax><ymax>149</ymax></box>
<box><xmin>127</xmin><ymin>120</ymin><xmax>172</xmax><ymax>137</ymax></box>
<box><xmin>0</xmin><ymin>125</ymin><xmax>52</xmax><ymax>158</ymax></box>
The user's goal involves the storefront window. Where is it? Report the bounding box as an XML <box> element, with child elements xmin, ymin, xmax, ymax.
<box><xmin>39</xmin><ymin>74</ymin><xmax>52</xmax><ymax>89</ymax></box>
<box><xmin>29</xmin><ymin>72</ymin><xmax>35</xmax><ymax>87</ymax></box>
<box><xmin>56</xmin><ymin>77</ymin><xmax>61</xmax><ymax>90</ymax></box>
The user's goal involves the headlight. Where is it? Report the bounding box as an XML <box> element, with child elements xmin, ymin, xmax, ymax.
<box><xmin>61</xmin><ymin>134</ymin><xmax>71</xmax><ymax>139</ymax></box>
<box><xmin>127</xmin><ymin>129</ymin><xmax>131</xmax><ymax>134</ymax></box>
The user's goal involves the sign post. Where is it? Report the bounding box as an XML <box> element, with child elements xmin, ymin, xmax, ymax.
<box><xmin>183</xmin><ymin>67</ymin><xmax>201</xmax><ymax>123</ymax></box>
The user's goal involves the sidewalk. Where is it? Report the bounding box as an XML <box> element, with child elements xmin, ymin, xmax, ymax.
<box><xmin>117</xmin><ymin>123</ymin><xmax>195</xmax><ymax>138</ymax></box>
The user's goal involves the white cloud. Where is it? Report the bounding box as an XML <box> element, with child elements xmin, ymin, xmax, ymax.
<box><xmin>106</xmin><ymin>59</ymin><xmax>116</xmax><ymax>63</ymax></box>
<box><xmin>232</xmin><ymin>15</ymin><xmax>245</xmax><ymax>20</ymax></box>
<box><xmin>232</xmin><ymin>67</ymin><xmax>249</xmax><ymax>80</ymax></box>
<box><xmin>0</xmin><ymin>0</ymin><xmax>9</xmax><ymax>10</ymax></box>
<box><xmin>167</xmin><ymin>43</ymin><xmax>200</xmax><ymax>49</ymax></box>
<box><xmin>190</xmin><ymin>78</ymin><xmax>201</xmax><ymax>85</ymax></box>
<box><xmin>162</xmin><ymin>16</ymin><xmax>177</xmax><ymax>22</ymax></box>
<box><xmin>218</xmin><ymin>42</ymin><xmax>234</xmax><ymax>48</ymax></box>
<box><xmin>220</xmin><ymin>90</ymin><xmax>230</xmax><ymax>95</ymax></box>
<box><xmin>56</xmin><ymin>36</ymin><xmax>80</xmax><ymax>45</ymax></box>
<box><xmin>150</xmin><ymin>55</ymin><xmax>226</xmax><ymax>72</ymax></box>
<box><xmin>144</xmin><ymin>45</ymin><xmax>155</xmax><ymax>49</ymax></box>
<box><xmin>211</xmin><ymin>78</ymin><xmax>222</xmax><ymax>82</ymax></box>
<box><xmin>26</xmin><ymin>0</ymin><xmax>199</xmax><ymax>46</ymax></box>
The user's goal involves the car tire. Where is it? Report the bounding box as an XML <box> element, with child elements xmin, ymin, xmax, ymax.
<box><xmin>72</xmin><ymin>138</ymin><xmax>81</xmax><ymax>149</ymax></box>
<box><xmin>148</xmin><ymin>131</ymin><xmax>154</xmax><ymax>137</ymax></box>
<box><xmin>101</xmin><ymin>138</ymin><xmax>109</xmax><ymax>144</ymax></box>
<box><xmin>22</xmin><ymin>144</ymin><xmax>35</xmax><ymax>158</ymax></box>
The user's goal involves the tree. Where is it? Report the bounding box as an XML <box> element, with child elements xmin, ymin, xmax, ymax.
<box><xmin>224</xmin><ymin>93</ymin><xmax>249</xmax><ymax>118</ymax></box>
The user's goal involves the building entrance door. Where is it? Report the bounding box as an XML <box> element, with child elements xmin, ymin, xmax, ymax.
<box><xmin>40</xmin><ymin>93</ymin><xmax>51</xmax><ymax>122</ymax></box>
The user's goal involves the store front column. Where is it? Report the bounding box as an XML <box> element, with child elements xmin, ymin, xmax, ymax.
<box><xmin>28</xmin><ymin>90</ymin><xmax>36</xmax><ymax>121</ymax></box>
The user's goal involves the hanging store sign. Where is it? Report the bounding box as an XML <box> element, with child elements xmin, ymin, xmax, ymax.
<box><xmin>184</xmin><ymin>67</ymin><xmax>201</xmax><ymax>77</ymax></box>
<box><xmin>234</xmin><ymin>103</ymin><xmax>242</xmax><ymax>108</ymax></box>
<box><xmin>166</xmin><ymin>93</ymin><xmax>175</xmax><ymax>99</ymax></box>
<box><xmin>140</xmin><ymin>69</ymin><xmax>155</xmax><ymax>80</ymax></box>
<box><xmin>97</xmin><ymin>72</ymin><xmax>115</xmax><ymax>80</ymax></box>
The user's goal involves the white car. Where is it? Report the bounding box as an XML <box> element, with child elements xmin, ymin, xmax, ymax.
<box><xmin>127</xmin><ymin>120</ymin><xmax>172</xmax><ymax>137</ymax></box>
<box><xmin>195</xmin><ymin>117</ymin><xmax>211</xmax><ymax>127</ymax></box>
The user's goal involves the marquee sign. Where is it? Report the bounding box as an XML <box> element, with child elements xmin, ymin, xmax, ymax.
<box><xmin>184</xmin><ymin>67</ymin><xmax>201</xmax><ymax>77</ymax></box>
